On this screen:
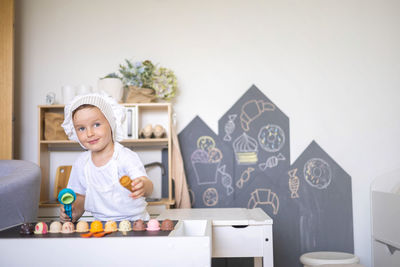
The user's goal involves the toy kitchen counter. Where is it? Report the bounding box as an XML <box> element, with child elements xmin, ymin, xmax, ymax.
<box><xmin>0</xmin><ymin>219</ymin><xmax>211</xmax><ymax>267</ymax></box>
<box><xmin>0</xmin><ymin>208</ymin><xmax>272</xmax><ymax>267</ymax></box>
<box><xmin>157</xmin><ymin>208</ymin><xmax>273</xmax><ymax>267</ymax></box>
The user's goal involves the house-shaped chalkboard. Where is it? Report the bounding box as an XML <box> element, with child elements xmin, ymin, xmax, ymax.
<box><xmin>178</xmin><ymin>85</ymin><xmax>353</xmax><ymax>267</ymax></box>
<box><xmin>178</xmin><ymin>116</ymin><xmax>235</xmax><ymax>208</ymax></box>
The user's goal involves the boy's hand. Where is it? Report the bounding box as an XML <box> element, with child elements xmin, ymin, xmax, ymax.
<box><xmin>129</xmin><ymin>176</ymin><xmax>153</xmax><ymax>199</ymax></box>
<box><xmin>59</xmin><ymin>205</ymin><xmax>72</xmax><ymax>222</ymax></box>
<box><xmin>59</xmin><ymin>194</ymin><xmax>85</xmax><ymax>223</ymax></box>
<box><xmin>129</xmin><ymin>177</ymin><xmax>145</xmax><ymax>199</ymax></box>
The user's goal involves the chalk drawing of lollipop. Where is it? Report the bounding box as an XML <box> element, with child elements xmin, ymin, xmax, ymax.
<box><xmin>191</xmin><ymin>147</ymin><xmax>223</xmax><ymax>185</ymax></box>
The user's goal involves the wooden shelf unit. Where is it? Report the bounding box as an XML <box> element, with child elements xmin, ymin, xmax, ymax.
<box><xmin>38</xmin><ymin>103</ymin><xmax>175</xmax><ymax>209</ymax></box>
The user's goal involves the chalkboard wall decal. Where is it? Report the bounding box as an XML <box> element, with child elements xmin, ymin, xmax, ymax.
<box><xmin>178</xmin><ymin>85</ymin><xmax>353</xmax><ymax>267</ymax></box>
<box><xmin>278</xmin><ymin>140</ymin><xmax>353</xmax><ymax>267</ymax></box>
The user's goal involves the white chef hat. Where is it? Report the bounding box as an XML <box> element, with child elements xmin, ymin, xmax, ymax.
<box><xmin>62</xmin><ymin>92</ymin><xmax>125</xmax><ymax>149</ymax></box>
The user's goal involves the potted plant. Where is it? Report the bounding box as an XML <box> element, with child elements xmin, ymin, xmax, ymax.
<box><xmin>118</xmin><ymin>59</ymin><xmax>178</xmax><ymax>103</ymax></box>
<box><xmin>97</xmin><ymin>73</ymin><xmax>124</xmax><ymax>102</ymax></box>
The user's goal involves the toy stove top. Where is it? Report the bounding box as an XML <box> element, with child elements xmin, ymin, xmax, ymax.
<box><xmin>0</xmin><ymin>220</ymin><xmax>177</xmax><ymax>239</ymax></box>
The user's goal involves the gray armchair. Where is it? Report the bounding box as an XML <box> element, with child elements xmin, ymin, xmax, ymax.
<box><xmin>0</xmin><ymin>160</ymin><xmax>41</xmax><ymax>230</ymax></box>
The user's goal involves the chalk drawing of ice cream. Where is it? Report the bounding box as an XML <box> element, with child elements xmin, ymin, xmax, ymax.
<box><xmin>223</xmin><ymin>114</ymin><xmax>237</xmax><ymax>142</ymax></box>
<box><xmin>247</xmin><ymin>188</ymin><xmax>280</xmax><ymax>215</ymax></box>
<box><xmin>240</xmin><ymin>99</ymin><xmax>276</xmax><ymax>131</ymax></box>
<box><xmin>191</xmin><ymin>147</ymin><xmax>223</xmax><ymax>185</ymax></box>
<box><xmin>259</xmin><ymin>153</ymin><xmax>286</xmax><ymax>171</ymax></box>
<box><xmin>233</xmin><ymin>132</ymin><xmax>258</xmax><ymax>165</ymax></box>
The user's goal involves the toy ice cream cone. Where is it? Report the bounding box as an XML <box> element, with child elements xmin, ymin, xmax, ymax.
<box><xmin>57</xmin><ymin>188</ymin><xmax>76</xmax><ymax>220</ymax></box>
<box><xmin>119</xmin><ymin>176</ymin><xmax>133</xmax><ymax>192</ymax></box>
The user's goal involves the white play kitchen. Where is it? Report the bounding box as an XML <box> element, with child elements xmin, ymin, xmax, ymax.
<box><xmin>0</xmin><ymin>208</ymin><xmax>273</xmax><ymax>267</ymax></box>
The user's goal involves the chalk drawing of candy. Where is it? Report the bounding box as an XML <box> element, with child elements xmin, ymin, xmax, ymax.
<box><xmin>288</xmin><ymin>168</ymin><xmax>300</xmax><ymax>198</ymax></box>
<box><xmin>223</xmin><ymin>114</ymin><xmax>237</xmax><ymax>141</ymax></box>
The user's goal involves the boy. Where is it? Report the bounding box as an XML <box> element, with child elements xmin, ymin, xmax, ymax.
<box><xmin>59</xmin><ymin>93</ymin><xmax>153</xmax><ymax>222</ymax></box>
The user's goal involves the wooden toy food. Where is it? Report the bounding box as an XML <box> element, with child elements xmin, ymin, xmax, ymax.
<box><xmin>119</xmin><ymin>176</ymin><xmax>133</xmax><ymax>192</ymax></box>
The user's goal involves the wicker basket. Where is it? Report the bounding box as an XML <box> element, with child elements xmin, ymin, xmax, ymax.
<box><xmin>44</xmin><ymin>112</ymin><xmax>68</xmax><ymax>140</ymax></box>
<box><xmin>125</xmin><ymin>86</ymin><xmax>156</xmax><ymax>103</ymax></box>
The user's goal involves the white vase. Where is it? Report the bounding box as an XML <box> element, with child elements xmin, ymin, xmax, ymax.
<box><xmin>61</xmin><ymin>85</ymin><xmax>76</xmax><ymax>104</ymax></box>
<box><xmin>97</xmin><ymin>78</ymin><xmax>124</xmax><ymax>102</ymax></box>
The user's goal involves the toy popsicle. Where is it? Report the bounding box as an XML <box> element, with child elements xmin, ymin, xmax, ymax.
<box><xmin>119</xmin><ymin>176</ymin><xmax>133</xmax><ymax>192</ymax></box>
<box><xmin>57</xmin><ymin>188</ymin><xmax>76</xmax><ymax>220</ymax></box>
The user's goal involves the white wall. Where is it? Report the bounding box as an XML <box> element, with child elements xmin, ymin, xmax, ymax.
<box><xmin>14</xmin><ymin>0</ymin><xmax>400</xmax><ymax>266</ymax></box>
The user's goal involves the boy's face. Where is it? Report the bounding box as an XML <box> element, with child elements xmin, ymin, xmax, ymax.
<box><xmin>73</xmin><ymin>106</ymin><xmax>113</xmax><ymax>153</ymax></box>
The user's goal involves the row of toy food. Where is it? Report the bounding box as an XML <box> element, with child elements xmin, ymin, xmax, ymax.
<box><xmin>20</xmin><ymin>221</ymin><xmax>75</xmax><ymax>235</ymax></box>
<box><xmin>19</xmin><ymin>219</ymin><xmax>174</xmax><ymax>235</ymax></box>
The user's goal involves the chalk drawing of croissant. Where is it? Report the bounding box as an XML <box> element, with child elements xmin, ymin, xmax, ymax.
<box><xmin>240</xmin><ymin>99</ymin><xmax>276</xmax><ymax>131</ymax></box>
<box><xmin>247</xmin><ymin>188</ymin><xmax>279</xmax><ymax>215</ymax></box>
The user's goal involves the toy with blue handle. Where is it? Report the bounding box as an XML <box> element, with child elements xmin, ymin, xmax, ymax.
<box><xmin>58</xmin><ymin>188</ymin><xmax>76</xmax><ymax>219</ymax></box>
